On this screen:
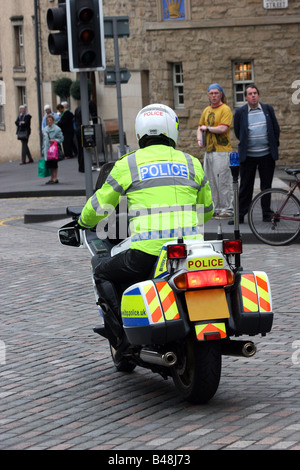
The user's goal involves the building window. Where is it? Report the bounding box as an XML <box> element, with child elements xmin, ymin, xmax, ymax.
<box><xmin>233</xmin><ymin>60</ymin><xmax>254</xmax><ymax>107</ymax></box>
<box><xmin>13</xmin><ymin>24</ymin><xmax>25</xmax><ymax>69</ymax></box>
<box><xmin>17</xmin><ymin>85</ymin><xmax>27</xmax><ymax>108</ymax></box>
<box><xmin>173</xmin><ymin>63</ymin><xmax>184</xmax><ymax>108</ymax></box>
<box><xmin>0</xmin><ymin>105</ymin><xmax>4</xmax><ymax>128</ymax></box>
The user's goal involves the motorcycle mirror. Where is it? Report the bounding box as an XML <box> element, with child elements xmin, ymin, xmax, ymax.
<box><xmin>58</xmin><ymin>223</ymin><xmax>81</xmax><ymax>247</ymax></box>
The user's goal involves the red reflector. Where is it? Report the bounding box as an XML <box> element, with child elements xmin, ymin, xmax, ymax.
<box><xmin>204</xmin><ymin>332</ymin><xmax>221</xmax><ymax>341</ymax></box>
<box><xmin>167</xmin><ymin>244</ymin><xmax>187</xmax><ymax>259</ymax></box>
<box><xmin>223</xmin><ymin>239</ymin><xmax>242</xmax><ymax>255</ymax></box>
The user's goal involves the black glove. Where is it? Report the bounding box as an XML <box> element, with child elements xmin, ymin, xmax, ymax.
<box><xmin>74</xmin><ymin>222</ymin><xmax>86</xmax><ymax>231</ymax></box>
<box><xmin>75</xmin><ymin>222</ymin><xmax>96</xmax><ymax>232</ymax></box>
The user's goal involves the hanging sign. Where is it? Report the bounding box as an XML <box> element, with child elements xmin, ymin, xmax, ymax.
<box><xmin>162</xmin><ymin>0</ymin><xmax>186</xmax><ymax>21</ymax></box>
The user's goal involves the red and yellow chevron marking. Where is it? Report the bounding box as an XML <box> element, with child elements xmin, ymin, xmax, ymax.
<box><xmin>240</xmin><ymin>274</ymin><xmax>259</xmax><ymax>313</ymax></box>
<box><xmin>143</xmin><ymin>282</ymin><xmax>164</xmax><ymax>323</ymax></box>
<box><xmin>254</xmin><ymin>272</ymin><xmax>271</xmax><ymax>312</ymax></box>
<box><xmin>195</xmin><ymin>322</ymin><xmax>227</xmax><ymax>341</ymax></box>
<box><xmin>156</xmin><ymin>281</ymin><xmax>180</xmax><ymax>321</ymax></box>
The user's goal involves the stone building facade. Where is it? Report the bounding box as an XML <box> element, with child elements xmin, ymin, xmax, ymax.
<box><xmin>0</xmin><ymin>1</ymin><xmax>40</xmax><ymax>162</ymax></box>
<box><xmin>1</xmin><ymin>0</ymin><xmax>300</xmax><ymax>166</ymax></box>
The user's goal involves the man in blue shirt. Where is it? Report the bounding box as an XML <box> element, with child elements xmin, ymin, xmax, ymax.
<box><xmin>231</xmin><ymin>84</ymin><xmax>280</xmax><ymax>223</ymax></box>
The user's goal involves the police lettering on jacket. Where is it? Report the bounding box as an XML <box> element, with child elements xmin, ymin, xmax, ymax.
<box><xmin>139</xmin><ymin>162</ymin><xmax>188</xmax><ymax>180</ymax></box>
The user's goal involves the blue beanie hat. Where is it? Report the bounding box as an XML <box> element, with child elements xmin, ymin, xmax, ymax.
<box><xmin>207</xmin><ymin>83</ymin><xmax>225</xmax><ymax>97</ymax></box>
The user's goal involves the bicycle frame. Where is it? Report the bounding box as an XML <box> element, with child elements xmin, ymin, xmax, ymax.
<box><xmin>273</xmin><ymin>180</ymin><xmax>300</xmax><ymax>222</ymax></box>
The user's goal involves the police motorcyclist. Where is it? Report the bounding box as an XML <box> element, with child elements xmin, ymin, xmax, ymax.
<box><xmin>78</xmin><ymin>104</ymin><xmax>214</xmax><ymax>360</ymax></box>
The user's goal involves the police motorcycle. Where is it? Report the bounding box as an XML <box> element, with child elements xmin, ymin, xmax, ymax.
<box><xmin>58</xmin><ymin>149</ymin><xmax>273</xmax><ymax>404</ymax></box>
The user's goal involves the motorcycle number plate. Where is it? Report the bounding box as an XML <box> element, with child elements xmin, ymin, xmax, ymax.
<box><xmin>185</xmin><ymin>289</ymin><xmax>230</xmax><ymax>321</ymax></box>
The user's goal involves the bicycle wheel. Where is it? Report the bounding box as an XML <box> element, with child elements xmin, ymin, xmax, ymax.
<box><xmin>249</xmin><ymin>188</ymin><xmax>300</xmax><ymax>246</ymax></box>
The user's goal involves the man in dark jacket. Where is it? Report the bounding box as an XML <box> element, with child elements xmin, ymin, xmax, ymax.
<box><xmin>57</xmin><ymin>102</ymin><xmax>75</xmax><ymax>159</ymax></box>
<box><xmin>232</xmin><ymin>84</ymin><xmax>280</xmax><ymax>223</ymax></box>
<box><xmin>15</xmin><ymin>105</ymin><xmax>33</xmax><ymax>165</ymax></box>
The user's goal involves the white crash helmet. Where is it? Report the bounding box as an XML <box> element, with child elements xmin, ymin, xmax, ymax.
<box><xmin>135</xmin><ymin>103</ymin><xmax>179</xmax><ymax>147</ymax></box>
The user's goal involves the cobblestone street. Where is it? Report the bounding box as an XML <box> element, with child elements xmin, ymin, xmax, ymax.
<box><xmin>1</xmin><ymin>197</ymin><xmax>300</xmax><ymax>451</ymax></box>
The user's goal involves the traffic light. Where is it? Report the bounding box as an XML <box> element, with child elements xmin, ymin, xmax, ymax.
<box><xmin>47</xmin><ymin>1</ymin><xmax>69</xmax><ymax>72</ymax></box>
<box><xmin>67</xmin><ymin>0</ymin><xmax>106</xmax><ymax>72</ymax></box>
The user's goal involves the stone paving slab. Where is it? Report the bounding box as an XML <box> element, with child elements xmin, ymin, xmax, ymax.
<box><xmin>0</xmin><ymin>197</ymin><xmax>300</xmax><ymax>451</ymax></box>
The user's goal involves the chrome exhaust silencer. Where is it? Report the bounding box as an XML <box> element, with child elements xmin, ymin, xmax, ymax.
<box><xmin>140</xmin><ymin>349</ymin><xmax>177</xmax><ymax>367</ymax></box>
<box><xmin>222</xmin><ymin>340</ymin><xmax>257</xmax><ymax>358</ymax></box>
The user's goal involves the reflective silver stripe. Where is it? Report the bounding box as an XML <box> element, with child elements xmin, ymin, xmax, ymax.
<box><xmin>128</xmin><ymin>204</ymin><xmax>197</xmax><ymax>219</ymax></box>
<box><xmin>131</xmin><ymin>226</ymin><xmax>203</xmax><ymax>242</ymax></box>
<box><xmin>78</xmin><ymin>217</ymin><xmax>95</xmax><ymax>229</ymax></box>
<box><xmin>200</xmin><ymin>175</ymin><xmax>209</xmax><ymax>190</ymax></box>
<box><xmin>127</xmin><ymin>152</ymin><xmax>138</xmax><ymax>183</ymax></box>
<box><xmin>90</xmin><ymin>193</ymin><xmax>117</xmax><ymax>216</ymax></box>
<box><xmin>91</xmin><ymin>193</ymin><xmax>100</xmax><ymax>212</ymax></box>
<box><xmin>106</xmin><ymin>173</ymin><xmax>125</xmax><ymax>194</ymax></box>
<box><xmin>184</xmin><ymin>153</ymin><xmax>196</xmax><ymax>180</ymax></box>
<box><xmin>127</xmin><ymin>177</ymin><xmax>201</xmax><ymax>192</ymax></box>
<box><xmin>204</xmin><ymin>202</ymin><xmax>214</xmax><ymax>213</ymax></box>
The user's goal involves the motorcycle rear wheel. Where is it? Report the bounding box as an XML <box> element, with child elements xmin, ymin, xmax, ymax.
<box><xmin>171</xmin><ymin>337</ymin><xmax>222</xmax><ymax>404</ymax></box>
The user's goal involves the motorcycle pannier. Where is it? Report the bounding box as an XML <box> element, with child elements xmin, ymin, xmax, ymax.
<box><xmin>121</xmin><ymin>280</ymin><xmax>188</xmax><ymax>345</ymax></box>
<box><xmin>230</xmin><ymin>270</ymin><xmax>273</xmax><ymax>335</ymax></box>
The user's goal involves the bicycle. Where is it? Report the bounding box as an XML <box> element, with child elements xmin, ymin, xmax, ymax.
<box><xmin>248</xmin><ymin>168</ymin><xmax>300</xmax><ymax>246</ymax></box>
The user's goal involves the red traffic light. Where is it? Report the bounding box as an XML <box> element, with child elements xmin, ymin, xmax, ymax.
<box><xmin>78</xmin><ymin>7</ymin><xmax>93</xmax><ymax>22</ymax></box>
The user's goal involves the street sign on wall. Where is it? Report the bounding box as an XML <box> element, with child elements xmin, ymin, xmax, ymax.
<box><xmin>104</xmin><ymin>67</ymin><xmax>131</xmax><ymax>85</ymax></box>
<box><xmin>263</xmin><ymin>0</ymin><xmax>288</xmax><ymax>8</ymax></box>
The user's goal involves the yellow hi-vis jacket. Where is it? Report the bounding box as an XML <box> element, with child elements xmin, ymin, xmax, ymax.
<box><xmin>79</xmin><ymin>145</ymin><xmax>214</xmax><ymax>256</ymax></box>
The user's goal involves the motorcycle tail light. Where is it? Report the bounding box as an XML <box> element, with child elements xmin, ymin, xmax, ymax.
<box><xmin>174</xmin><ymin>269</ymin><xmax>234</xmax><ymax>290</ymax></box>
<box><xmin>223</xmin><ymin>239</ymin><xmax>243</xmax><ymax>255</ymax></box>
<box><xmin>167</xmin><ymin>244</ymin><xmax>187</xmax><ymax>259</ymax></box>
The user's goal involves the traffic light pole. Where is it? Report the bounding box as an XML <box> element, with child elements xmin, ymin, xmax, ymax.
<box><xmin>80</xmin><ymin>72</ymin><xmax>94</xmax><ymax>200</ymax></box>
<box><xmin>112</xmin><ymin>17</ymin><xmax>125</xmax><ymax>156</ymax></box>
<box><xmin>47</xmin><ymin>0</ymin><xmax>107</xmax><ymax>200</ymax></box>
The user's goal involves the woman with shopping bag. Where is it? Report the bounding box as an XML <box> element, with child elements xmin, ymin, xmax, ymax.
<box><xmin>42</xmin><ymin>114</ymin><xmax>64</xmax><ymax>184</ymax></box>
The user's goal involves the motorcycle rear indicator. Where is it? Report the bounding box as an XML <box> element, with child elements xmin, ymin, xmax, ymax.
<box><xmin>174</xmin><ymin>269</ymin><xmax>234</xmax><ymax>290</ymax></box>
<box><xmin>223</xmin><ymin>239</ymin><xmax>242</xmax><ymax>255</ymax></box>
<box><xmin>167</xmin><ymin>244</ymin><xmax>187</xmax><ymax>259</ymax></box>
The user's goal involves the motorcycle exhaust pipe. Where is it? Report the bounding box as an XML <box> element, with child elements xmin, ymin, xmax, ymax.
<box><xmin>222</xmin><ymin>340</ymin><xmax>257</xmax><ymax>358</ymax></box>
<box><xmin>140</xmin><ymin>349</ymin><xmax>177</xmax><ymax>367</ymax></box>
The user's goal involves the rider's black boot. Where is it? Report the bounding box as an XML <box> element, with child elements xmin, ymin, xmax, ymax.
<box><xmin>96</xmin><ymin>298</ymin><xmax>124</xmax><ymax>350</ymax></box>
